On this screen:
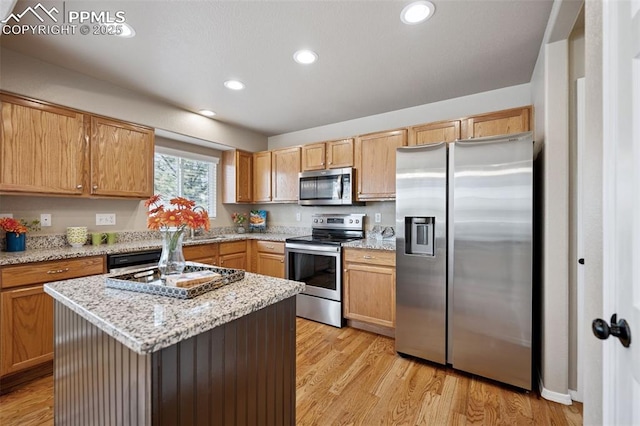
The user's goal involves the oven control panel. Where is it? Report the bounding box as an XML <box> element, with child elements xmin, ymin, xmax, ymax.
<box><xmin>311</xmin><ymin>213</ymin><xmax>365</xmax><ymax>231</ymax></box>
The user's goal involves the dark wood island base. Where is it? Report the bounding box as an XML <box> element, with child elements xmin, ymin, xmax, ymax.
<box><xmin>54</xmin><ymin>297</ymin><xmax>296</xmax><ymax>425</ymax></box>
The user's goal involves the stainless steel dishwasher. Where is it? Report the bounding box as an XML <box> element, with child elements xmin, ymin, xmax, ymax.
<box><xmin>107</xmin><ymin>249</ymin><xmax>162</xmax><ymax>273</ymax></box>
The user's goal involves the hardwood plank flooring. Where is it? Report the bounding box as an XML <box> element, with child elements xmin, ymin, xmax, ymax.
<box><xmin>0</xmin><ymin>318</ymin><xmax>583</xmax><ymax>425</ymax></box>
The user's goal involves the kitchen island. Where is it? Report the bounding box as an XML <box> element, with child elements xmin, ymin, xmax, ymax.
<box><xmin>44</xmin><ymin>267</ymin><xmax>304</xmax><ymax>426</ymax></box>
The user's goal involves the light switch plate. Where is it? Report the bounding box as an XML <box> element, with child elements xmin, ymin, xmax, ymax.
<box><xmin>375</xmin><ymin>213</ymin><xmax>381</xmax><ymax>223</ymax></box>
<box><xmin>296</xmin><ymin>212</ymin><xmax>301</xmax><ymax>222</ymax></box>
<box><xmin>40</xmin><ymin>213</ymin><xmax>52</xmax><ymax>227</ymax></box>
<box><xmin>0</xmin><ymin>213</ymin><xmax>13</xmax><ymax>218</ymax></box>
<box><xmin>96</xmin><ymin>213</ymin><xmax>116</xmax><ymax>226</ymax></box>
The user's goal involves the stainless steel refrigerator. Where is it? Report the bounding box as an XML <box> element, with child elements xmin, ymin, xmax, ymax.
<box><xmin>395</xmin><ymin>132</ymin><xmax>533</xmax><ymax>390</ymax></box>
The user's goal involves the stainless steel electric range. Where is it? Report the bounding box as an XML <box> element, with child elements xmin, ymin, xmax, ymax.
<box><xmin>285</xmin><ymin>213</ymin><xmax>365</xmax><ymax>327</ymax></box>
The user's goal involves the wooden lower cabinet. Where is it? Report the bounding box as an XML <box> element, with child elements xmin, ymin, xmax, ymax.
<box><xmin>0</xmin><ymin>285</ymin><xmax>53</xmax><ymax>377</ymax></box>
<box><xmin>183</xmin><ymin>243</ymin><xmax>218</xmax><ymax>266</ymax></box>
<box><xmin>219</xmin><ymin>240</ymin><xmax>247</xmax><ymax>269</ymax></box>
<box><xmin>0</xmin><ymin>255</ymin><xmax>105</xmax><ymax>380</ymax></box>
<box><xmin>255</xmin><ymin>241</ymin><xmax>285</xmax><ymax>279</ymax></box>
<box><xmin>343</xmin><ymin>248</ymin><xmax>396</xmax><ymax>333</ymax></box>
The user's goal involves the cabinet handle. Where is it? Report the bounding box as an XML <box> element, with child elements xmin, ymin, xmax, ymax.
<box><xmin>266</xmin><ymin>245</ymin><xmax>274</xmax><ymax>249</ymax></box>
<box><xmin>76</xmin><ymin>184</ymin><xmax>83</xmax><ymax>189</ymax></box>
<box><xmin>280</xmin><ymin>260</ymin><xmax>284</xmax><ymax>263</ymax></box>
<box><xmin>321</xmin><ymin>162</ymin><xmax>324</xmax><ymax>166</ymax></box>
<box><xmin>363</xmin><ymin>255</ymin><xmax>374</xmax><ymax>259</ymax></box>
<box><xmin>92</xmin><ymin>185</ymin><xmax>98</xmax><ymax>190</ymax></box>
<box><xmin>329</xmin><ymin>161</ymin><xmax>333</xmax><ymax>165</ymax></box>
<box><xmin>47</xmin><ymin>268</ymin><xmax>70</xmax><ymax>274</ymax></box>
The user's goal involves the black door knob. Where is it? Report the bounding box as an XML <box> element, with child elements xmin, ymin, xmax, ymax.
<box><xmin>592</xmin><ymin>314</ymin><xmax>632</xmax><ymax>348</ymax></box>
<box><xmin>578</xmin><ymin>258</ymin><xmax>585</xmax><ymax>265</ymax></box>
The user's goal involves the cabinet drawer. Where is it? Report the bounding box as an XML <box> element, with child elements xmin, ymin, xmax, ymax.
<box><xmin>219</xmin><ymin>240</ymin><xmax>247</xmax><ymax>255</ymax></box>
<box><xmin>344</xmin><ymin>249</ymin><xmax>395</xmax><ymax>267</ymax></box>
<box><xmin>256</xmin><ymin>241</ymin><xmax>284</xmax><ymax>255</ymax></box>
<box><xmin>0</xmin><ymin>256</ymin><xmax>105</xmax><ymax>289</ymax></box>
<box><xmin>183</xmin><ymin>243</ymin><xmax>218</xmax><ymax>261</ymax></box>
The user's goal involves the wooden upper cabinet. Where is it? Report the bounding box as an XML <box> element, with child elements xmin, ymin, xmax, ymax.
<box><xmin>355</xmin><ymin>129</ymin><xmax>406</xmax><ymax>201</ymax></box>
<box><xmin>271</xmin><ymin>147</ymin><xmax>300</xmax><ymax>202</ymax></box>
<box><xmin>301</xmin><ymin>143</ymin><xmax>326</xmax><ymax>171</ymax></box>
<box><xmin>326</xmin><ymin>138</ymin><xmax>353</xmax><ymax>169</ymax></box>
<box><xmin>0</xmin><ymin>93</ymin><xmax>87</xmax><ymax>195</ymax></box>
<box><xmin>463</xmin><ymin>106</ymin><xmax>531</xmax><ymax>139</ymax></box>
<box><xmin>409</xmin><ymin>120</ymin><xmax>461</xmax><ymax>146</ymax></box>
<box><xmin>301</xmin><ymin>138</ymin><xmax>354</xmax><ymax>171</ymax></box>
<box><xmin>90</xmin><ymin>116</ymin><xmax>154</xmax><ymax>198</ymax></box>
<box><xmin>253</xmin><ymin>151</ymin><xmax>272</xmax><ymax>202</ymax></box>
<box><xmin>222</xmin><ymin>149</ymin><xmax>253</xmax><ymax>203</ymax></box>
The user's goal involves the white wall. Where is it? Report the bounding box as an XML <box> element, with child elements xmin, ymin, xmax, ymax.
<box><xmin>0</xmin><ymin>48</ymin><xmax>268</xmax><ymax>153</ymax></box>
<box><xmin>268</xmin><ymin>84</ymin><xmax>532</xmax><ymax>148</ymax></box>
<box><xmin>583</xmin><ymin>0</ymin><xmax>603</xmax><ymax>423</ymax></box>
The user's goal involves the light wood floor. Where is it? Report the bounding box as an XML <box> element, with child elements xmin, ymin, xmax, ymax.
<box><xmin>0</xmin><ymin>318</ymin><xmax>582</xmax><ymax>425</ymax></box>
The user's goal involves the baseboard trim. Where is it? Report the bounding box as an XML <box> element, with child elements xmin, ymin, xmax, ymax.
<box><xmin>569</xmin><ymin>389</ymin><xmax>583</xmax><ymax>403</ymax></box>
<box><xmin>539</xmin><ymin>377</ymin><xmax>573</xmax><ymax>405</ymax></box>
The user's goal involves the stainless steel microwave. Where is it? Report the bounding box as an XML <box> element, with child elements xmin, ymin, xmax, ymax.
<box><xmin>298</xmin><ymin>167</ymin><xmax>362</xmax><ymax>206</ymax></box>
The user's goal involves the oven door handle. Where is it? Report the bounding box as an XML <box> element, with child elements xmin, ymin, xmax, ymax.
<box><xmin>285</xmin><ymin>244</ymin><xmax>341</xmax><ymax>254</ymax></box>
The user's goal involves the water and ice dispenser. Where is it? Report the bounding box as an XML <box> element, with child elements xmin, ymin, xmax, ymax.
<box><xmin>404</xmin><ymin>217</ymin><xmax>435</xmax><ymax>256</ymax></box>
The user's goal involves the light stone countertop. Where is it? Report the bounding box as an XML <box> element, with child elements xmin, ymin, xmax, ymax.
<box><xmin>0</xmin><ymin>233</ymin><xmax>294</xmax><ymax>266</ymax></box>
<box><xmin>44</xmin><ymin>269</ymin><xmax>305</xmax><ymax>354</ymax></box>
<box><xmin>342</xmin><ymin>237</ymin><xmax>396</xmax><ymax>251</ymax></box>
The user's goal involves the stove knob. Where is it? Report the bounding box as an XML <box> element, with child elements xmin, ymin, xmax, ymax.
<box><xmin>319</xmin><ymin>219</ymin><xmax>324</xmax><ymax>223</ymax></box>
<box><xmin>313</xmin><ymin>219</ymin><xmax>318</xmax><ymax>223</ymax></box>
<box><xmin>349</xmin><ymin>219</ymin><xmax>353</xmax><ymax>224</ymax></box>
<box><xmin>356</xmin><ymin>219</ymin><xmax>360</xmax><ymax>224</ymax></box>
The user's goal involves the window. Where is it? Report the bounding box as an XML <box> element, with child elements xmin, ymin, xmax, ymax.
<box><xmin>154</xmin><ymin>146</ymin><xmax>218</xmax><ymax>217</ymax></box>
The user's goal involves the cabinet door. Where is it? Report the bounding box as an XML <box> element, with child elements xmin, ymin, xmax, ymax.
<box><xmin>0</xmin><ymin>94</ymin><xmax>87</xmax><ymax>195</ymax></box>
<box><xmin>326</xmin><ymin>138</ymin><xmax>354</xmax><ymax>169</ymax></box>
<box><xmin>343</xmin><ymin>263</ymin><xmax>395</xmax><ymax>328</ymax></box>
<box><xmin>256</xmin><ymin>252</ymin><xmax>285</xmax><ymax>279</ymax></box>
<box><xmin>219</xmin><ymin>252</ymin><xmax>246</xmax><ymax>270</ymax></box>
<box><xmin>0</xmin><ymin>285</ymin><xmax>53</xmax><ymax>377</ymax></box>
<box><xmin>236</xmin><ymin>150</ymin><xmax>253</xmax><ymax>202</ymax></box>
<box><xmin>464</xmin><ymin>106</ymin><xmax>531</xmax><ymax>139</ymax></box>
<box><xmin>271</xmin><ymin>147</ymin><xmax>301</xmax><ymax>202</ymax></box>
<box><xmin>409</xmin><ymin>120</ymin><xmax>461</xmax><ymax>146</ymax></box>
<box><xmin>90</xmin><ymin>116</ymin><xmax>154</xmax><ymax>198</ymax></box>
<box><xmin>253</xmin><ymin>151</ymin><xmax>272</xmax><ymax>202</ymax></box>
<box><xmin>184</xmin><ymin>244</ymin><xmax>218</xmax><ymax>266</ymax></box>
<box><xmin>355</xmin><ymin>130</ymin><xmax>406</xmax><ymax>200</ymax></box>
<box><xmin>222</xmin><ymin>150</ymin><xmax>253</xmax><ymax>203</ymax></box>
<box><xmin>301</xmin><ymin>143</ymin><xmax>326</xmax><ymax>171</ymax></box>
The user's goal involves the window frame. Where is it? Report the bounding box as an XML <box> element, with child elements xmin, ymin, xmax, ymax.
<box><xmin>154</xmin><ymin>145</ymin><xmax>219</xmax><ymax>218</ymax></box>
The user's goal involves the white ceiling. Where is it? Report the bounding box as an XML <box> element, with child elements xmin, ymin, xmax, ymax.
<box><xmin>0</xmin><ymin>0</ymin><xmax>553</xmax><ymax>136</ymax></box>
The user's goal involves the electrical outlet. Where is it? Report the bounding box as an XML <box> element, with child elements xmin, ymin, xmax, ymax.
<box><xmin>40</xmin><ymin>213</ymin><xmax>52</xmax><ymax>227</ymax></box>
<box><xmin>96</xmin><ymin>213</ymin><xmax>116</xmax><ymax>226</ymax></box>
<box><xmin>375</xmin><ymin>213</ymin><xmax>381</xmax><ymax>223</ymax></box>
<box><xmin>0</xmin><ymin>213</ymin><xmax>13</xmax><ymax>218</ymax></box>
<box><xmin>296</xmin><ymin>212</ymin><xmax>301</xmax><ymax>222</ymax></box>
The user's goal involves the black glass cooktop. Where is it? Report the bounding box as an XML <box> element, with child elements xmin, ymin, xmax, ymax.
<box><xmin>285</xmin><ymin>234</ymin><xmax>363</xmax><ymax>246</ymax></box>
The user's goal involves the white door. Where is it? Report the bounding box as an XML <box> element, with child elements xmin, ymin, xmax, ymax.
<box><xmin>601</xmin><ymin>0</ymin><xmax>640</xmax><ymax>423</ymax></box>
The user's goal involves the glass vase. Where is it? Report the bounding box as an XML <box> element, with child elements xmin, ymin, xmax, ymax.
<box><xmin>158</xmin><ymin>229</ymin><xmax>186</xmax><ymax>277</ymax></box>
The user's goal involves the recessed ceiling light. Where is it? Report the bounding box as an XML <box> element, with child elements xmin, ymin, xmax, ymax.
<box><xmin>400</xmin><ymin>1</ymin><xmax>435</xmax><ymax>25</ymax></box>
<box><xmin>117</xmin><ymin>23</ymin><xmax>136</xmax><ymax>38</ymax></box>
<box><xmin>198</xmin><ymin>109</ymin><xmax>216</xmax><ymax>117</ymax></box>
<box><xmin>293</xmin><ymin>50</ymin><xmax>318</xmax><ymax>65</ymax></box>
<box><xmin>224</xmin><ymin>80</ymin><xmax>245</xmax><ymax>90</ymax></box>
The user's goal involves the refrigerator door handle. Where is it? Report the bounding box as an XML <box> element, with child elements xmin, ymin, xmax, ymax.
<box><xmin>446</xmin><ymin>143</ymin><xmax>455</xmax><ymax>364</ymax></box>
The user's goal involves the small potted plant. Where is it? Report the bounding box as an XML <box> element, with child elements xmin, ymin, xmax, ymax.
<box><xmin>232</xmin><ymin>212</ymin><xmax>248</xmax><ymax>233</ymax></box>
<box><xmin>0</xmin><ymin>218</ymin><xmax>40</xmax><ymax>252</ymax></box>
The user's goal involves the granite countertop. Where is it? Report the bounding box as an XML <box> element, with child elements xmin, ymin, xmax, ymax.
<box><xmin>342</xmin><ymin>237</ymin><xmax>396</xmax><ymax>251</ymax></box>
<box><xmin>44</xmin><ymin>270</ymin><xmax>305</xmax><ymax>355</ymax></box>
<box><xmin>0</xmin><ymin>233</ymin><xmax>294</xmax><ymax>266</ymax></box>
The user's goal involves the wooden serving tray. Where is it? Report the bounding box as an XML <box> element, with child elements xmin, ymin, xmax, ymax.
<box><xmin>105</xmin><ymin>262</ymin><xmax>245</xmax><ymax>299</ymax></box>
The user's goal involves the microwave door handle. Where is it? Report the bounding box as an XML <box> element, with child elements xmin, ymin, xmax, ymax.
<box><xmin>336</xmin><ymin>175</ymin><xmax>343</xmax><ymax>199</ymax></box>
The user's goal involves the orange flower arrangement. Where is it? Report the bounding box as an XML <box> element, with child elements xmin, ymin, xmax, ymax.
<box><xmin>145</xmin><ymin>195</ymin><xmax>210</xmax><ymax>232</ymax></box>
<box><xmin>0</xmin><ymin>217</ymin><xmax>28</xmax><ymax>234</ymax></box>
